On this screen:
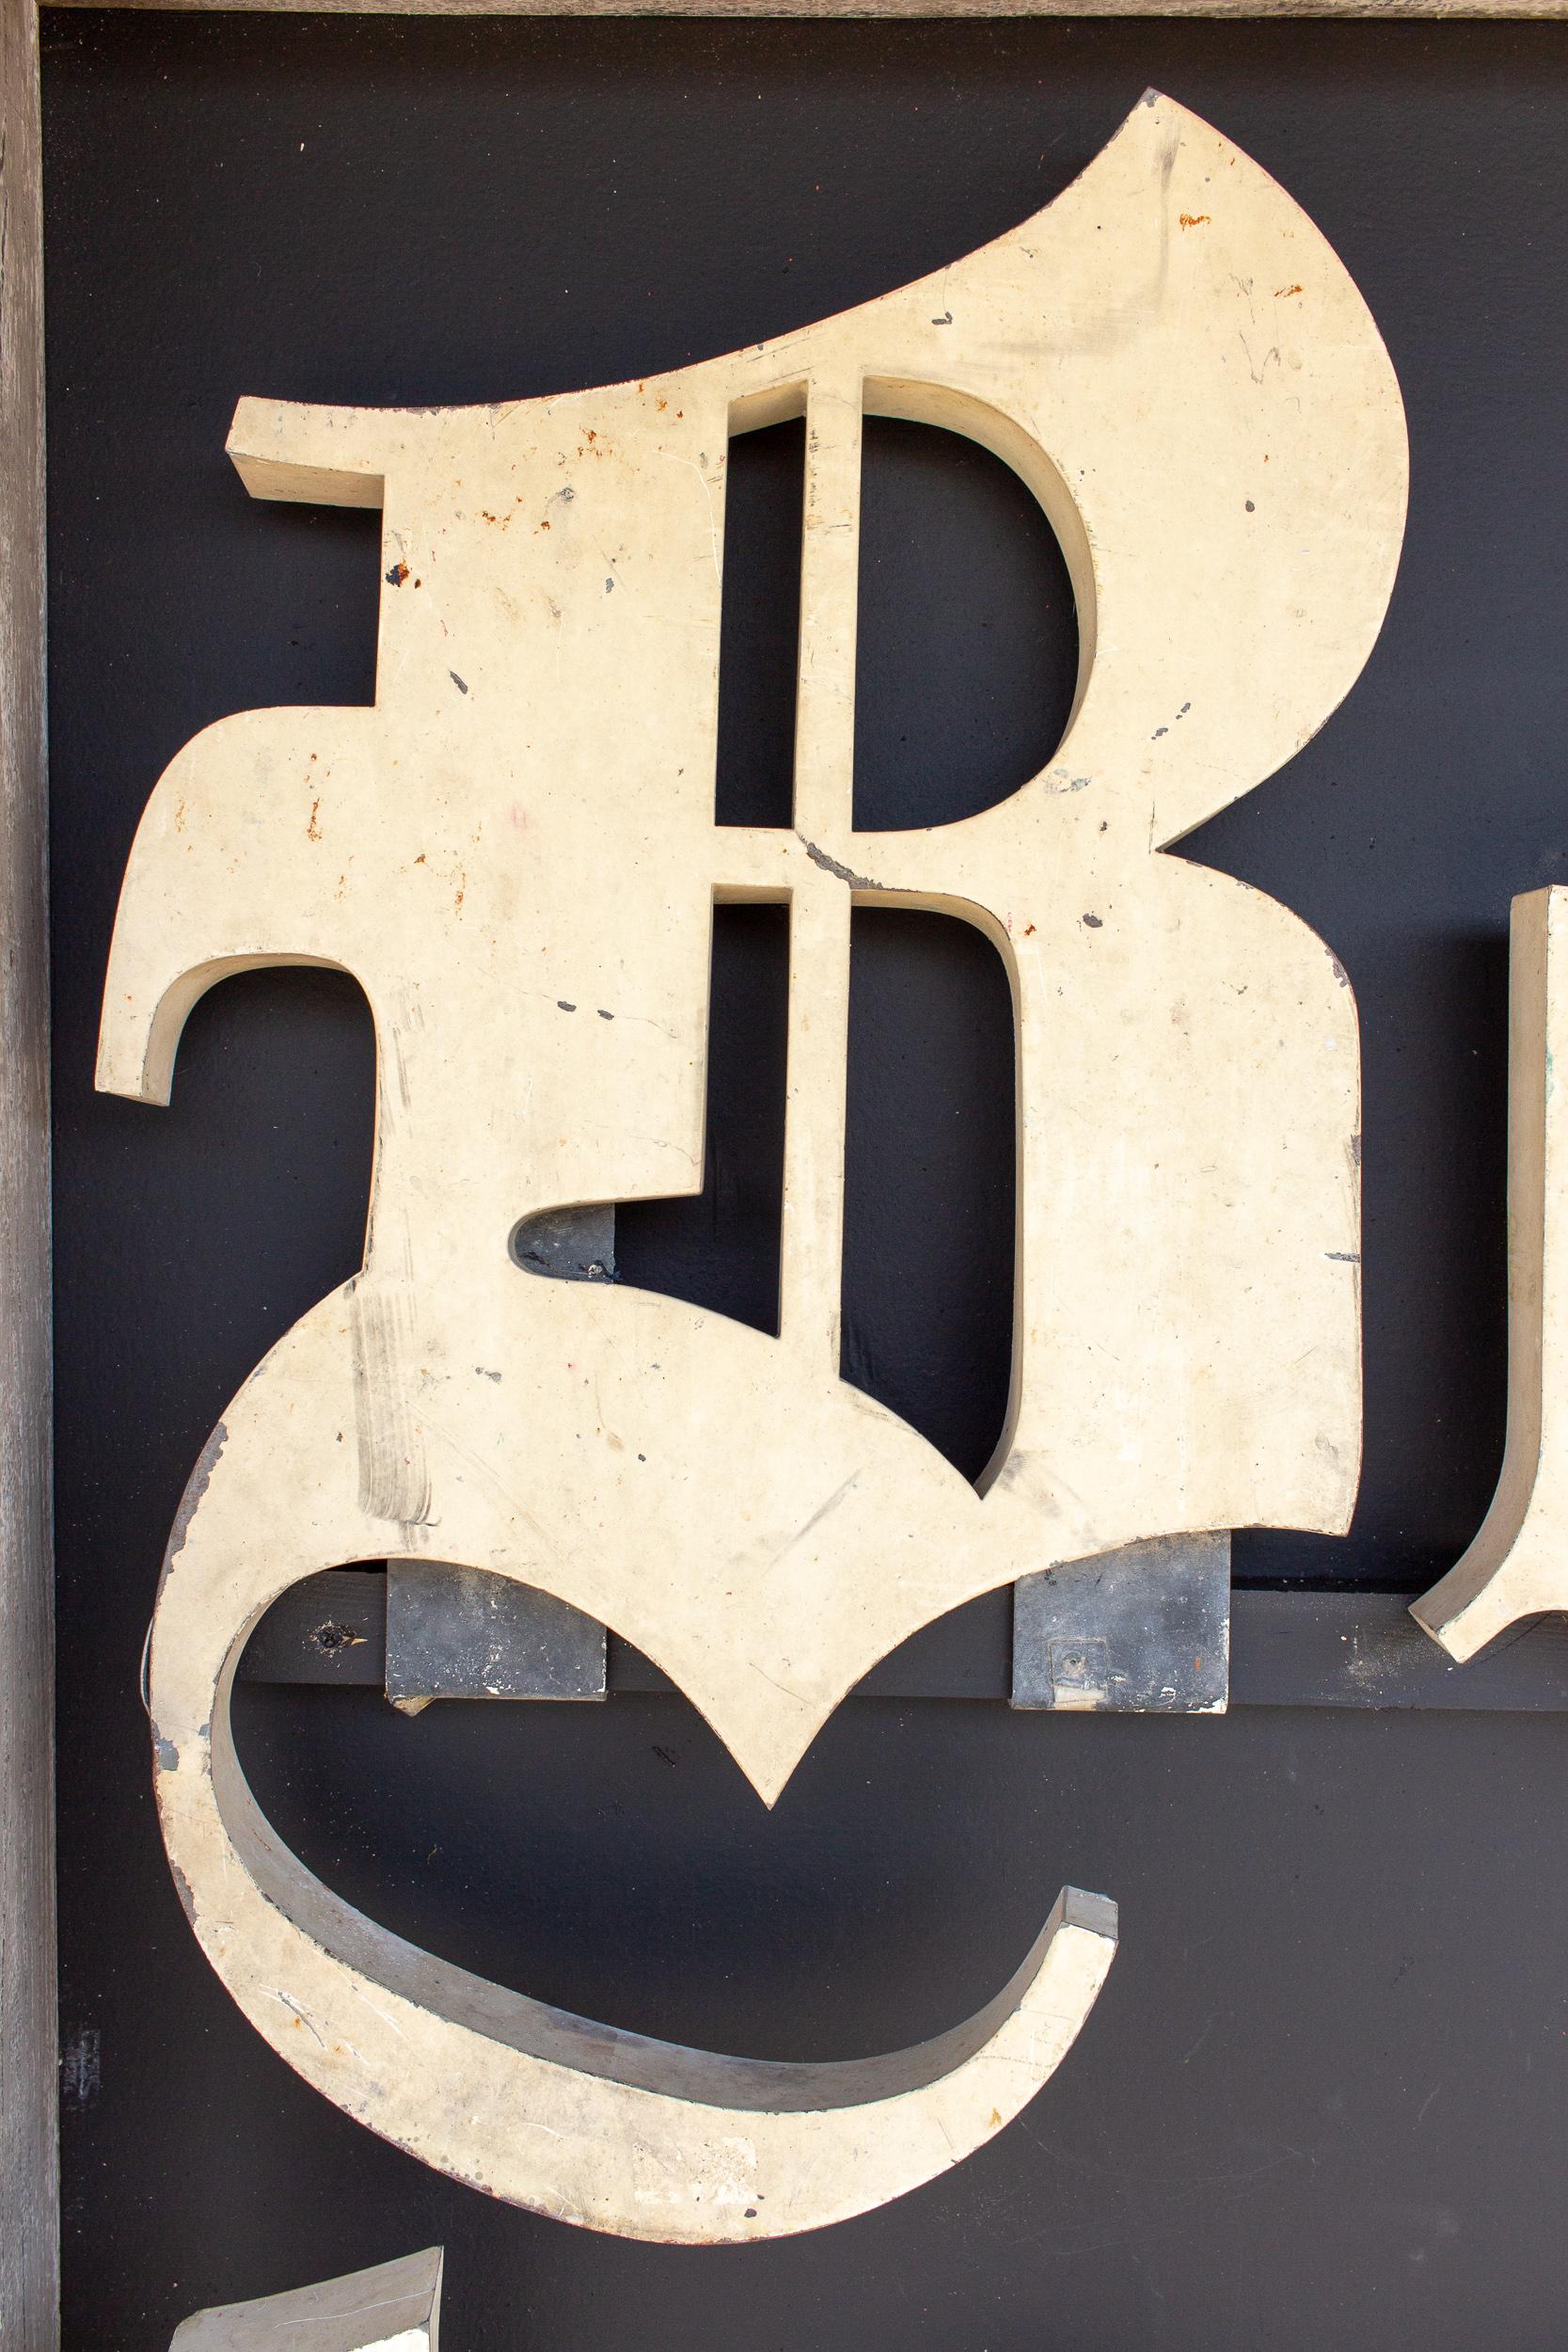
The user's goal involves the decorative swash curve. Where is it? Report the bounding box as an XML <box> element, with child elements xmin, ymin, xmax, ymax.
<box><xmin>149</xmin><ymin>1301</ymin><xmax>1117</xmax><ymax>2238</ymax></box>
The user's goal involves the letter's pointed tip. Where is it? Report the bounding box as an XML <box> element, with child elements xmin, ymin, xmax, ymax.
<box><xmin>1057</xmin><ymin>1886</ymin><xmax>1119</xmax><ymax>1947</ymax></box>
<box><xmin>740</xmin><ymin>1755</ymin><xmax>793</xmax><ymax>1812</ymax></box>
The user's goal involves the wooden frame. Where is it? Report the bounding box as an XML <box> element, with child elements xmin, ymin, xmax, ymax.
<box><xmin>6</xmin><ymin>2</ymin><xmax>1564</xmax><ymax>2344</ymax></box>
<box><xmin>1</xmin><ymin>6</ymin><xmax>56</xmax><ymax>2349</ymax></box>
<box><xmin>35</xmin><ymin>0</ymin><xmax>1568</xmax><ymax>13</ymax></box>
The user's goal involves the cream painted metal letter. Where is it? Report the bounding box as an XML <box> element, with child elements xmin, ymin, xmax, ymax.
<box><xmin>101</xmin><ymin>96</ymin><xmax>1406</xmax><ymax>2238</ymax></box>
<box><xmin>170</xmin><ymin>2247</ymin><xmax>443</xmax><ymax>2351</ymax></box>
<box><xmin>1414</xmin><ymin>889</ymin><xmax>1568</xmax><ymax>1658</ymax></box>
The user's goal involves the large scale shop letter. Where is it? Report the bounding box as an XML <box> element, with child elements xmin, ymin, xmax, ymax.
<box><xmin>100</xmin><ymin>94</ymin><xmax>1406</xmax><ymax>2241</ymax></box>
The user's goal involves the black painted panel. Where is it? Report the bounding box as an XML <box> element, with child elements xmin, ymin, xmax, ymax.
<box><xmin>42</xmin><ymin>18</ymin><xmax>1568</xmax><ymax>2347</ymax></box>
<box><xmin>842</xmin><ymin>907</ymin><xmax>1016</xmax><ymax>1480</ymax></box>
<box><xmin>616</xmin><ymin>903</ymin><xmax>790</xmax><ymax>1335</ymax></box>
<box><xmin>853</xmin><ymin>415</ymin><xmax>1078</xmax><ymax>832</ymax></box>
<box><xmin>715</xmin><ymin>417</ymin><xmax>804</xmax><ymax>831</ymax></box>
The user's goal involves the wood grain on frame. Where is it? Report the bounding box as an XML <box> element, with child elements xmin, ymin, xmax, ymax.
<box><xmin>0</xmin><ymin>0</ymin><xmax>56</xmax><ymax>2345</ymax></box>
<box><xmin>36</xmin><ymin>0</ymin><xmax>1568</xmax><ymax>18</ymax></box>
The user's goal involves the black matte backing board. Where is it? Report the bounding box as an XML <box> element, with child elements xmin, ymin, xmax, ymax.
<box><xmin>43</xmin><ymin>17</ymin><xmax>1568</xmax><ymax>2348</ymax></box>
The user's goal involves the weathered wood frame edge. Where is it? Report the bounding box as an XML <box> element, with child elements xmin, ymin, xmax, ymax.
<box><xmin>1</xmin><ymin>0</ymin><xmax>56</xmax><ymax>2346</ymax></box>
<box><xmin>33</xmin><ymin>0</ymin><xmax>1568</xmax><ymax>16</ymax></box>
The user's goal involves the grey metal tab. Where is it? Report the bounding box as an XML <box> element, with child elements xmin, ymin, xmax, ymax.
<box><xmin>1010</xmin><ymin>1533</ymin><xmax>1230</xmax><ymax>1712</ymax></box>
<box><xmin>240</xmin><ymin>1568</ymin><xmax>1568</xmax><ymax>1713</ymax></box>
<box><xmin>385</xmin><ymin>1559</ymin><xmax>607</xmax><ymax>1708</ymax></box>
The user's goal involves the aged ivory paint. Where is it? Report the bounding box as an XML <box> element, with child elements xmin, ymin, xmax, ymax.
<box><xmin>101</xmin><ymin>95</ymin><xmax>1406</xmax><ymax>2239</ymax></box>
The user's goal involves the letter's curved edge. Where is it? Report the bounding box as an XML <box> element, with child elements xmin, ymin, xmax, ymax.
<box><xmin>150</xmin><ymin>1565</ymin><xmax>1117</xmax><ymax>2242</ymax></box>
